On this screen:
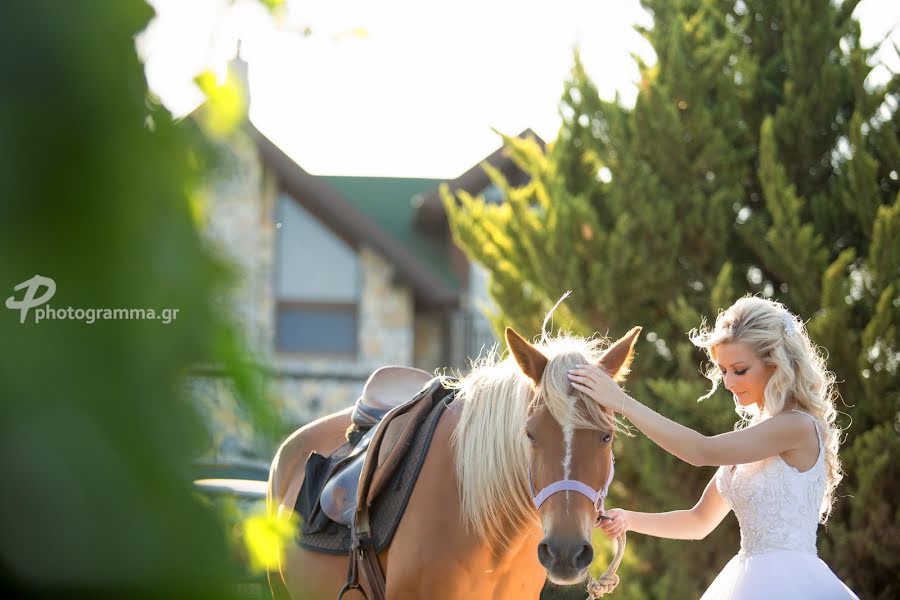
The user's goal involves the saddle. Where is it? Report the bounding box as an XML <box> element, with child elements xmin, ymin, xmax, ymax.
<box><xmin>319</xmin><ymin>366</ymin><xmax>434</xmax><ymax>525</ymax></box>
<box><xmin>295</xmin><ymin>366</ymin><xmax>456</xmax><ymax>600</ymax></box>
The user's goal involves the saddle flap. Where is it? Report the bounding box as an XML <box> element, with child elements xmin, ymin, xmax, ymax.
<box><xmin>364</xmin><ymin>400</ymin><xmax>433</xmax><ymax>506</ymax></box>
<box><xmin>319</xmin><ymin>427</ymin><xmax>377</xmax><ymax>526</ymax></box>
<box><xmin>320</xmin><ymin>452</ymin><xmax>365</xmax><ymax>526</ymax></box>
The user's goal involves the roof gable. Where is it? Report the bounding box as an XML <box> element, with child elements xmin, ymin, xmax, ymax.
<box><xmin>251</xmin><ymin>127</ymin><xmax>459</xmax><ymax>308</ymax></box>
<box><xmin>320</xmin><ymin>176</ymin><xmax>459</xmax><ymax>291</ymax></box>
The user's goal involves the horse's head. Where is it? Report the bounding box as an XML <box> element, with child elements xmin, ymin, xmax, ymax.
<box><xmin>506</xmin><ymin>326</ymin><xmax>641</xmax><ymax>585</ymax></box>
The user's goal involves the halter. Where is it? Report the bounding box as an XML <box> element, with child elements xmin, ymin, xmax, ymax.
<box><xmin>529</xmin><ymin>451</ymin><xmax>615</xmax><ymax>518</ymax></box>
<box><xmin>528</xmin><ymin>448</ymin><xmax>624</xmax><ymax>598</ymax></box>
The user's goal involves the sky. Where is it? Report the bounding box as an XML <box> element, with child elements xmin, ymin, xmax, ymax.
<box><xmin>139</xmin><ymin>0</ymin><xmax>899</xmax><ymax>179</ymax></box>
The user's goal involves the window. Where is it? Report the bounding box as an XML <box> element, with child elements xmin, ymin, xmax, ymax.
<box><xmin>276</xmin><ymin>302</ymin><xmax>357</xmax><ymax>355</ymax></box>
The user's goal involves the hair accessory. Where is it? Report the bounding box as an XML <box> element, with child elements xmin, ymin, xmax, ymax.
<box><xmin>782</xmin><ymin>312</ymin><xmax>797</xmax><ymax>337</ymax></box>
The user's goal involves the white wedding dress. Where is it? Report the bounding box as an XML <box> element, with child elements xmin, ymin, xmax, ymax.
<box><xmin>701</xmin><ymin>411</ymin><xmax>858</xmax><ymax>599</ymax></box>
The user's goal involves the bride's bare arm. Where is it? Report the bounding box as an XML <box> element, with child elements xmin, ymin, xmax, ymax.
<box><xmin>603</xmin><ymin>473</ymin><xmax>731</xmax><ymax>541</ymax></box>
<box><xmin>570</xmin><ymin>365</ymin><xmax>810</xmax><ymax>467</ymax></box>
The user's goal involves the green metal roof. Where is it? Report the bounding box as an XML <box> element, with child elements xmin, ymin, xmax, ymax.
<box><xmin>320</xmin><ymin>176</ymin><xmax>459</xmax><ymax>290</ymax></box>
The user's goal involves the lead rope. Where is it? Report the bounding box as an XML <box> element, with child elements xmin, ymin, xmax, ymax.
<box><xmin>585</xmin><ymin>532</ymin><xmax>626</xmax><ymax>599</ymax></box>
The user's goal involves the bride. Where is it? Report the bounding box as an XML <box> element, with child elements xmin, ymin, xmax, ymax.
<box><xmin>568</xmin><ymin>296</ymin><xmax>858</xmax><ymax>599</ymax></box>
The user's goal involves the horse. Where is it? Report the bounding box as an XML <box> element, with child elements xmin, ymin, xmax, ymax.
<box><xmin>267</xmin><ymin>325</ymin><xmax>641</xmax><ymax>599</ymax></box>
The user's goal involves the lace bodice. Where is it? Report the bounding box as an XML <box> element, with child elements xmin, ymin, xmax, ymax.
<box><xmin>716</xmin><ymin>411</ymin><xmax>826</xmax><ymax>557</ymax></box>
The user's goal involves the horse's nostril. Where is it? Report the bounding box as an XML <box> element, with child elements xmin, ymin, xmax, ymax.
<box><xmin>574</xmin><ymin>543</ymin><xmax>594</xmax><ymax>570</ymax></box>
<box><xmin>537</xmin><ymin>541</ymin><xmax>555</xmax><ymax>566</ymax></box>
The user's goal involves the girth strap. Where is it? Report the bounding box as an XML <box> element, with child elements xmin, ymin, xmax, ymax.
<box><xmin>339</xmin><ymin>509</ymin><xmax>385</xmax><ymax>600</ymax></box>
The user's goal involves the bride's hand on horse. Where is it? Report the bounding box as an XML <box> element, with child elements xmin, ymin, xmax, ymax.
<box><xmin>598</xmin><ymin>508</ymin><xmax>628</xmax><ymax>538</ymax></box>
<box><xmin>568</xmin><ymin>365</ymin><xmax>631</xmax><ymax>414</ymax></box>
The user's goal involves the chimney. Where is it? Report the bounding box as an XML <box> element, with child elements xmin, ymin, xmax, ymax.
<box><xmin>229</xmin><ymin>39</ymin><xmax>250</xmax><ymax>109</ymax></box>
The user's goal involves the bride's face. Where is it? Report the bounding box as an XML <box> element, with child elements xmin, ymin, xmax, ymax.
<box><xmin>712</xmin><ymin>342</ymin><xmax>775</xmax><ymax>410</ymax></box>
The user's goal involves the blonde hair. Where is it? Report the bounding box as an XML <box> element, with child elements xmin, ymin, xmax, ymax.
<box><xmin>689</xmin><ymin>295</ymin><xmax>843</xmax><ymax>522</ymax></box>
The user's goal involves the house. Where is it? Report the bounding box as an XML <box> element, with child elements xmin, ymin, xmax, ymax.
<box><xmin>192</xmin><ymin>54</ymin><xmax>544</xmax><ymax>461</ymax></box>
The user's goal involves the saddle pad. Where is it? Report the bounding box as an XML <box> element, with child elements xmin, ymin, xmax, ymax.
<box><xmin>296</xmin><ymin>382</ymin><xmax>455</xmax><ymax>555</ymax></box>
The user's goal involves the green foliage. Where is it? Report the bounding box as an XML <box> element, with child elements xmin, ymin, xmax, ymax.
<box><xmin>0</xmin><ymin>1</ymin><xmax>277</xmax><ymax>596</ymax></box>
<box><xmin>446</xmin><ymin>1</ymin><xmax>898</xmax><ymax>598</ymax></box>
<box><xmin>819</xmin><ymin>421</ymin><xmax>900</xmax><ymax>597</ymax></box>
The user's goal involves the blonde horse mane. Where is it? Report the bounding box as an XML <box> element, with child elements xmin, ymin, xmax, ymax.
<box><xmin>449</xmin><ymin>333</ymin><xmax>620</xmax><ymax>550</ymax></box>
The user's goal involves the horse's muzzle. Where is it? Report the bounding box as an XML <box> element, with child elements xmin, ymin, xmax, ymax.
<box><xmin>538</xmin><ymin>537</ymin><xmax>594</xmax><ymax>584</ymax></box>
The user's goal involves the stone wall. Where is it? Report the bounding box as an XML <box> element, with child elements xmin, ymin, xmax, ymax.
<box><xmin>357</xmin><ymin>247</ymin><xmax>413</xmax><ymax>367</ymax></box>
<box><xmin>203</xmin><ymin>131</ymin><xmax>276</xmax><ymax>359</ymax></box>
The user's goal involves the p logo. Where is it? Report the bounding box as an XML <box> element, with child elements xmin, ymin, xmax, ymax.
<box><xmin>6</xmin><ymin>275</ymin><xmax>56</xmax><ymax>324</ymax></box>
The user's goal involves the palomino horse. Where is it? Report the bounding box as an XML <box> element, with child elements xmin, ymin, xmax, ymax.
<box><xmin>267</xmin><ymin>326</ymin><xmax>640</xmax><ymax>599</ymax></box>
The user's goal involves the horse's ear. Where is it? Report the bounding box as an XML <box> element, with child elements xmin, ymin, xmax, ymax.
<box><xmin>505</xmin><ymin>327</ymin><xmax>548</xmax><ymax>385</ymax></box>
<box><xmin>598</xmin><ymin>326</ymin><xmax>642</xmax><ymax>382</ymax></box>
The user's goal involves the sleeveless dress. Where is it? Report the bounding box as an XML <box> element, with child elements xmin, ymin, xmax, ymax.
<box><xmin>701</xmin><ymin>411</ymin><xmax>858</xmax><ymax>599</ymax></box>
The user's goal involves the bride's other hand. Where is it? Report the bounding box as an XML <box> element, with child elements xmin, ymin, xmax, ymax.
<box><xmin>568</xmin><ymin>365</ymin><xmax>630</xmax><ymax>414</ymax></box>
<box><xmin>598</xmin><ymin>508</ymin><xmax>628</xmax><ymax>538</ymax></box>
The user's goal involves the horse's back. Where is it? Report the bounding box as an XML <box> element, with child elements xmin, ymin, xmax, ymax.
<box><xmin>268</xmin><ymin>406</ymin><xmax>354</xmax><ymax>518</ymax></box>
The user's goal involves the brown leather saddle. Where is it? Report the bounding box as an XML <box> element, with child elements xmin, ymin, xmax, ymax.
<box><xmin>319</xmin><ymin>366</ymin><xmax>434</xmax><ymax>526</ymax></box>
<box><xmin>296</xmin><ymin>366</ymin><xmax>454</xmax><ymax>600</ymax></box>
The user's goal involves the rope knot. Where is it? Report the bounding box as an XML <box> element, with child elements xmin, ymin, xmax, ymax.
<box><xmin>586</xmin><ymin>572</ymin><xmax>620</xmax><ymax>598</ymax></box>
<box><xmin>584</xmin><ymin>532</ymin><xmax>626</xmax><ymax>599</ymax></box>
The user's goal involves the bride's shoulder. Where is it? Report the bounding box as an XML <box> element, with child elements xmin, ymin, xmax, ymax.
<box><xmin>775</xmin><ymin>409</ymin><xmax>820</xmax><ymax>429</ymax></box>
<box><xmin>773</xmin><ymin>410</ymin><xmax>822</xmax><ymax>451</ymax></box>
<box><xmin>751</xmin><ymin>410</ymin><xmax>821</xmax><ymax>447</ymax></box>
<box><xmin>754</xmin><ymin>409</ymin><xmax>816</xmax><ymax>428</ymax></box>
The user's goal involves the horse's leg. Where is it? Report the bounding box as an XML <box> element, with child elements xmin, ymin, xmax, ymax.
<box><xmin>267</xmin><ymin>407</ymin><xmax>355</xmax><ymax>599</ymax></box>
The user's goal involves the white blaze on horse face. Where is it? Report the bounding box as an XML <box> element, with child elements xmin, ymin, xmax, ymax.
<box><xmin>562</xmin><ymin>423</ymin><xmax>574</xmax><ymax>482</ymax></box>
<box><xmin>561</xmin><ymin>423</ymin><xmax>574</xmax><ymax>510</ymax></box>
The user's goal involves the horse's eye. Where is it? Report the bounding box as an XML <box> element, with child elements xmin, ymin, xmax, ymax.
<box><xmin>602</xmin><ymin>433</ymin><xmax>612</xmax><ymax>443</ymax></box>
<box><xmin>525</xmin><ymin>430</ymin><xmax>536</xmax><ymax>443</ymax></box>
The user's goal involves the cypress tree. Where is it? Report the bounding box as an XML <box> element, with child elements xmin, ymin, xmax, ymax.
<box><xmin>445</xmin><ymin>1</ymin><xmax>898</xmax><ymax>597</ymax></box>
